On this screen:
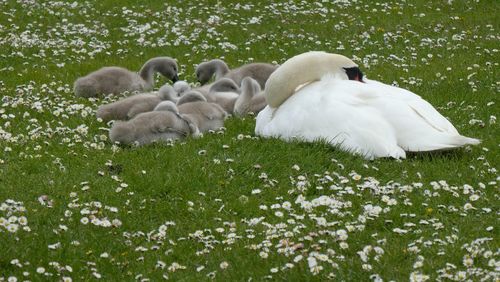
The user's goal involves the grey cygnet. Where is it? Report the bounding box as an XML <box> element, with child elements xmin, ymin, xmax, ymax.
<box><xmin>74</xmin><ymin>57</ymin><xmax>179</xmax><ymax>98</ymax></box>
<box><xmin>195</xmin><ymin>59</ymin><xmax>278</xmax><ymax>89</ymax></box>
<box><xmin>96</xmin><ymin>84</ymin><xmax>178</xmax><ymax>122</ymax></box>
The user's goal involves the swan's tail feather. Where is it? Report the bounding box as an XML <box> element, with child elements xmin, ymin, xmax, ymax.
<box><xmin>452</xmin><ymin>135</ymin><xmax>481</xmax><ymax>146</ymax></box>
<box><xmin>406</xmin><ymin>134</ymin><xmax>480</xmax><ymax>152</ymax></box>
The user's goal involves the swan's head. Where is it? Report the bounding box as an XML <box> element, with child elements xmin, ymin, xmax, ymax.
<box><xmin>265</xmin><ymin>51</ymin><xmax>363</xmax><ymax>108</ymax></box>
<box><xmin>209</xmin><ymin>78</ymin><xmax>239</xmax><ymax>93</ymax></box>
<box><xmin>343</xmin><ymin>66</ymin><xmax>364</xmax><ymax>82</ymax></box>
<box><xmin>149</xmin><ymin>57</ymin><xmax>179</xmax><ymax>83</ymax></box>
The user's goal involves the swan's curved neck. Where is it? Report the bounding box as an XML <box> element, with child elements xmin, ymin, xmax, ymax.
<box><xmin>265</xmin><ymin>52</ymin><xmax>357</xmax><ymax>108</ymax></box>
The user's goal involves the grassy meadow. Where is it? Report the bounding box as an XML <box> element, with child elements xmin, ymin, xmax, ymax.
<box><xmin>0</xmin><ymin>0</ymin><xmax>498</xmax><ymax>281</ymax></box>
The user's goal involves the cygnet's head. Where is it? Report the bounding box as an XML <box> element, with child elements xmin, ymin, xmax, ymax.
<box><xmin>109</xmin><ymin>121</ymin><xmax>136</xmax><ymax>145</ymax></box>
<box><xmin>173</xmin><ymin>80</ymin><xmax>191</xmax><ymax>95</ymax></box>
<box><xmin>146</xmin><ymin>57</ymin><xmax>179</xmax><ymax>82</ymax></box>
<box><xmin>209</xmin><ymin>78</ymin><xmax>239</xmax><ymax>93</ymax></box>
<box><xmin>176</xmin><ymin>90</ymin><xmax>207</xmax><ymax>106</ymax></box>
<box><xmin>157</xmin><ymin>84</ymin><xmax>178</xmax><ymax>101</ymax></box>
<box><xmin>241</xmin><ymin>77</ymin><xmax>261</xmax><ymax>95</ymax></box>
<box><xmin>195</xmin><ymin>59</ymin><xmax>227</xmax><ymax>84</ymax></box>
<box><xmin>154</xmin><ymin>100</ymin><xmax>179</xmax><ymax>113</ymax></box>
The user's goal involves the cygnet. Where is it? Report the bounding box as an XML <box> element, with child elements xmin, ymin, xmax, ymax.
<box><xmin>74</xmin><ymin>57</ymin><xmax>179</xmax><ymax>97</ymax></box>
<box><xmin>234</xmin><ymin>77</ymin><xmax>267</xmax><ymax>117</ymax></box>
<box><xmin>96</xmin><ymin>84</ymin><xmax>178</xmax><ymax>122</ymax></box>
<box><xmin>195</xmin><ymin>59</ymin><xmax>278</xmax><ymax>89</ymax></box>
<box><xmin>206</xmin><ymin>78</ymin><xmax>240</xmax><ymax>113</ymax></box>
<box><xmin>173</xmin><ymin>80</ymin><xmax>191</xmax><ymax>96</ymax></box>
<box><xmin>109</xmin><ymin>101</ymin><xmax>197</xmax><ymax>146</ymax></box>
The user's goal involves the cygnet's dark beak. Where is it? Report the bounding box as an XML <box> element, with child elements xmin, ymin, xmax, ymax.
<box><xmin>172</xmin><ymin>74</ymin><xmax>179</xmax><ymax>83</ymax></box>
<box><xmin>343</xmin><ymin>67</ymin><xmax>364</xmax><ymax>82</ymax></box>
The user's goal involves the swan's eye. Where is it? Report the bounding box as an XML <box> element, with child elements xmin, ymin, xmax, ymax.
<box><xmin>343</xmin><ymin>67</ymin><xmax>364</xmax><ymax>82</ymax></box>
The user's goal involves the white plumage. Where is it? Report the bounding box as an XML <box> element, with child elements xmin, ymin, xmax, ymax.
<box><xmin>256</xmin><ymin>51</ymin><xmax>480</xmax><ymax>159</ymax></box>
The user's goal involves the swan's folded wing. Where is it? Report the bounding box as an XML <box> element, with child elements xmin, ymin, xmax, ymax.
<box><xmin>363</xmin><ymin>79</ymin><xmax>459</xmax><ymax>134</ymax></box>
<box><xmin>408</xmin><ymin>99</ymin><xmax>459</xmax><ymax>134</ymax></box>
<box><xmin>257</xmin><ymin>81</ymin><xmax>406</xmax><ymax>159</ymax></box>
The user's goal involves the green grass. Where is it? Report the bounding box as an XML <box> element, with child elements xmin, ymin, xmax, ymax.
<box><xmin>0</xmin><ymin>0</ymin><xmax>498</xmax><ymax>281</ymax></box>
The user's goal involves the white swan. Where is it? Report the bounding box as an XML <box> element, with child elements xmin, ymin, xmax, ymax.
<box><xmin>195</xmin><ymin>59</ymin><xmax>278</xmax><ymax>89</ymax></box>
<box><xmin>96</xmin><ymin>84</ymin><xmax>179</xmax><ymax>122</ymax></box>
<box><xmin>255</xmin><ymin>51</ymin><xmax>480</xmax><ymax>159</ymax></box>
<box><xmin>74</xmin><ymin>57</ymin><xmax>179</xmax><ymax>97</ymax></box>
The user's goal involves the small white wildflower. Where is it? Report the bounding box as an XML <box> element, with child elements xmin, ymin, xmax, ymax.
<box><xmin>36</xmin><ymin>267</ymin><xmax>46</xmax><ymax>274</ymax></box>
<box><xmin>463</xmin><ymin>256</ymin><xmax>473</xmax><ymax>267</ymax></box>
<box><xmin>156</xmin><ymin>260</ymin><xmax>166</xmax><ymax>269</ymax></box>
<box><xmin>307</xmin><ymin>256</ymin><xmax>317</xmax><ymax>268</ymax></box>
<box><xmin>469</xmin><ymin>194</ymin><xmax>479</xmax><ymax>201</ymax></box>
<box><xmin>111</xmin><ymin>219</ymin><xmax>122</xmax><ymax>227</ymax></box>
<box><xmin>7</xmin><ymin>223</ymin><xmax>19</xmax><ymax>233</ymax></box>
<box><xmin>48</xmin><ymin>242</ymin><xmax>61</xmax><ymax>250</ymax></box>
<box><xmin>294</xmin><ymin>255</ymin><xmax>303</xmax><ymax>263</ymax></box>
<box><xmin>219</xmin><ymin>261</ymin><xmax>229</xmax><ymax>270</ymax></box>
<box><xmin>362</xmin><ymin>264</ymin><xmax>372</xmax><ymax>271</ymax></box>
<box><xmin>336</xmin><ymin>230</ymin><xmax>348</xmax><ymax>241</ymax></box>
<box><xmin>463</xmin><ymin>203</ymin><xmax>475</xmax><ymax>210</ymax></box>
<box><xmin>80</xmin><ymin>217</ymin><xmax>89</xmax><ymax>225</ymax></box>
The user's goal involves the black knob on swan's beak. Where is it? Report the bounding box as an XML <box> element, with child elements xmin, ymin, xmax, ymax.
<box><xmin>343</xmin><ymin>67</ymin><xmax>364</xmax><ymax>82</ymax></box>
